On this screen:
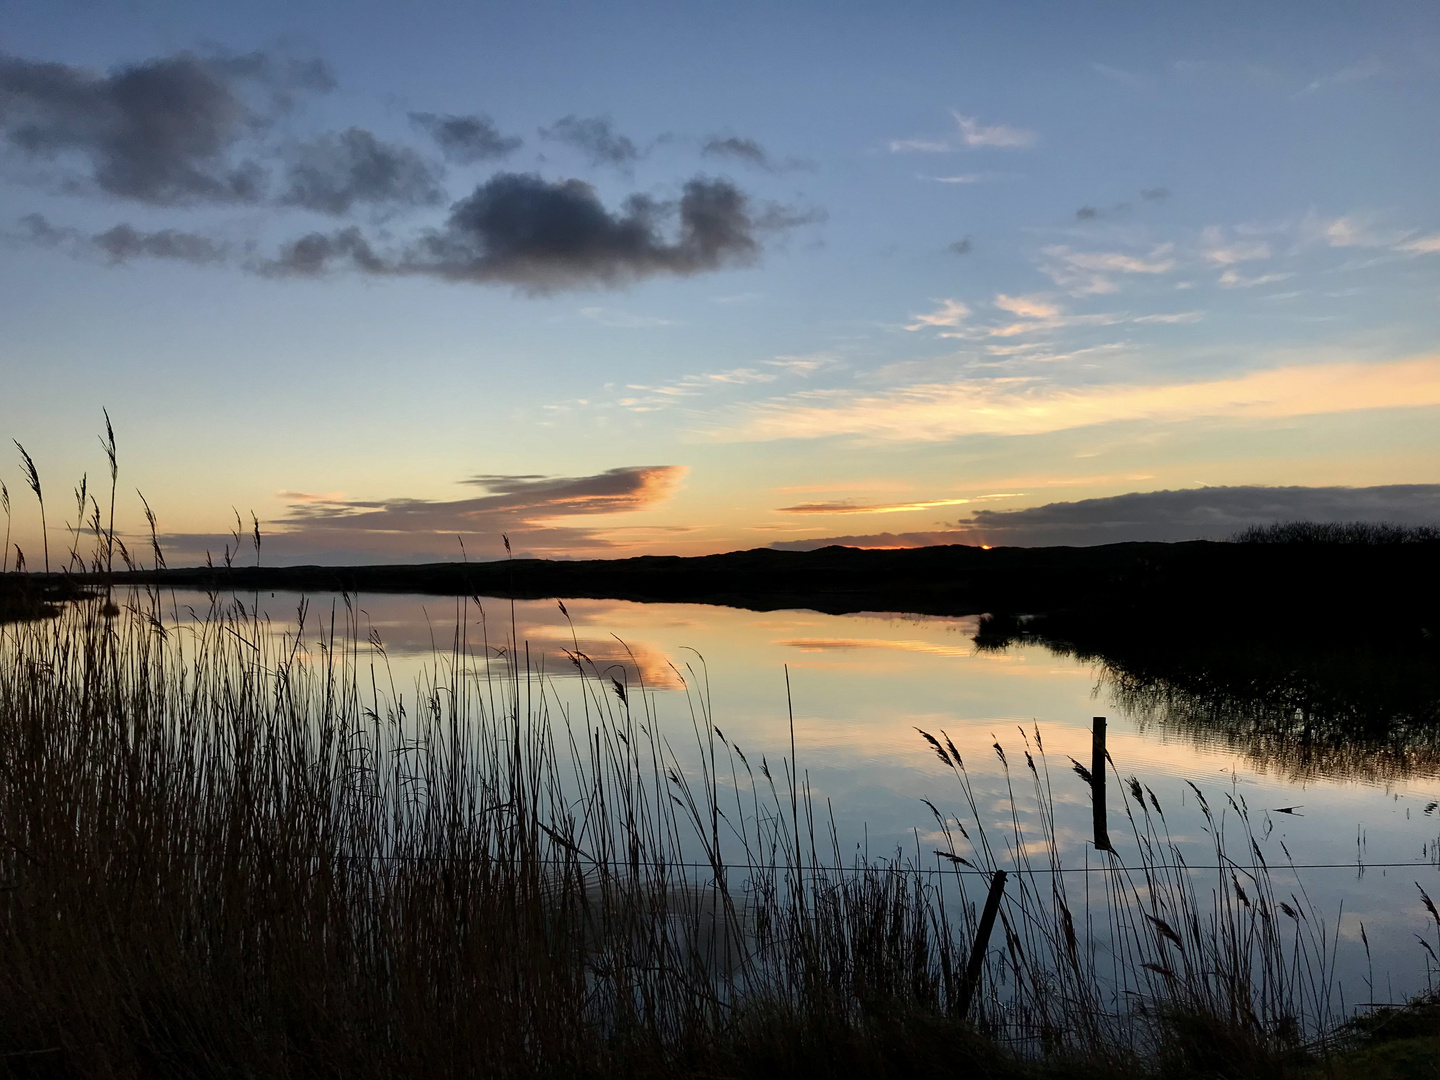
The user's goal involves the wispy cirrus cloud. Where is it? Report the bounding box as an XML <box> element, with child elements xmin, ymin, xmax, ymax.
<box><xmin>1039</xmin><ymin>243</ymin><xmax>1175</xmax><ymax>295</ymax></box>
<box><xmin>776</xmin><ymin>496</ymin><xmax>979</xmax><ymax>515</ymax></box>
<box><xmin>1199</xmin><ymin>226</ymin><xmax>1272</xmax><ymax>266</ymax></box>
<box><xmin>715</xmin><ymin>354</ymin><xmax>1440</xmax><ymax>443</ymax></box>
<box><xmin>951</xmin><ymin>111</ymin><xmax>1036</xmax><ymax>148</ymax></box>
<box><xmin>904</xmin><ymin>298</ymin><xmax>970</xmax><ymax>330</ymax></box>
<box><xmin>905</xmin><ymin>291</ymin><xmax>1186</xmax><ymax>342</ymax></box>
<box><xmin>889</xmin><ymin>110</ymin><xmax>1035</xmax><ymax>153</ymax></box>
<box><xmin>617</xmin><ymin>366</ymin><xmax>778</xmax><ymax>411</ymax></box>
<box><xmin>1397</xmin><ymin>233</ymin><xmax>1440</xmax><ymax>255</ymax></box>
<box><xmin>1218</xmin><ymin>269</ymin><xmax>1293</xmax><ymax>288</ymax></box>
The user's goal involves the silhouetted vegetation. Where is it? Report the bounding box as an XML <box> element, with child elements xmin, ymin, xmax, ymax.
<box><xmin>2</xmin><ymin>576</ymin><xmax>1408</xmax><ymax>1079</ymax></box>
<box><xmin>1235</xmin><ymin>521</ymin><xmax>1440</xmax><ymax>545</ymax></box>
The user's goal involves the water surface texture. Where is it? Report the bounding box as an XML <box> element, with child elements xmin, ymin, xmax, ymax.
<box><xmin>166</xmin><ymin>588</ymin><xmax>1440</xmax><ymax>1006</ymax></box>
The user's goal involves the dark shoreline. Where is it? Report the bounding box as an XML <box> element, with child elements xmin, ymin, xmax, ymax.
<box><xmin>4</xmin><ymin>537</ymin><xmax>1439</xmax><ymax>622</ymax></box>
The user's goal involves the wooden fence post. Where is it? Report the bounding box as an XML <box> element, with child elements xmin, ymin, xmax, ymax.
<box><xmin>1093</xmin><ymin>716</ymin><xmax>1111</xmax><ymax>852</ymax></box>
<box><xmin>958</xmin><ymin>868</ymin><xmax>1007</xmax><ymax>1018</ymax></box>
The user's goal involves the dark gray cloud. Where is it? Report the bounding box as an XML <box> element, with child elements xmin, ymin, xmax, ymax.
<box><xmin>1077</xmin><ymin>190</ymin><xmax>1165</xmax><ymax>221</ymax></box>
<box><xmin>160</xmin><ymin>465</ymin><xmax>686</xmax><ymax>565</ymax></box>
<box><xmin>540</xmin><ymin>115</ymin><xmax>639</xmax><ymax>167</ymax></box>
<box><xmin>703</xmin><ymin>135</ymin><xmax>768</xmax><ymax>167</ymax></box>
<box><xmin>701</xmin><ymin>135</ymin><xmax>812</xmax><ymax>173</ymax></box>
<box><xmin>93</xmin><ymin>222</ymin><xmax>227</xmax><ymax>263</ymax></box>
<box><xmin>0</xmin><ymin>50</ymin><xmax>329</xmax><ymax>204</ymax></box>
<box><xmin>771</xmin><ymin>485</ymin><xmax>1440</xmax><ymax>550</ymax></box>
<box><xmin>409</xmin><ymin>111</ymin><xmax>521</xmax><ymax>163</ymax></box>
<box><xmin>948</xmin><ymin>237</ymin><xmax>972</xmax><ymax>255</ymax></box>
<box><xmin>262</xmin><ymin>172</ymin><xmax>792</xmax><ymax>290</ymax></box>
<box><xmin>261</xmin><ymin>225</ymin><xmax>383</xmax><ymax>276</ymax></box>
<box><xmin>16</xmin><ymin>212</ymin><xmax>228</xmax><ymax>264</ymax></box>
<box><xmin>416</xmin><ymin>173</ymin><xmax>765</xmax><ymax>289</ymax></box>
<box><xmin>280</xmin><ymin>127</ymin><xmax>443</xmax><ymax>215</ymax></box>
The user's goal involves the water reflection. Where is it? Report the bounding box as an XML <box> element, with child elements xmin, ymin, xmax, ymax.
<box><xmin>15</xmin><ymin>586</ymin><xmax>1440</xmax><ymax>996</ymax></box>
<box><xmin>981</xmin><ymin>611</ymin><xmax>1440</xmax><ymax>784</ymax></box>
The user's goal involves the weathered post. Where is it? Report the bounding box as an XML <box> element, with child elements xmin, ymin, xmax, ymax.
<box><xmin>958</xmin><ymin>868</ymin><xmax>1007</xmax><ymax>1018</ymax></box>
<box><xmin>1093</xmin><ymin>716</ymin><xmax>1111</xmax><ymax>852</ymax></box>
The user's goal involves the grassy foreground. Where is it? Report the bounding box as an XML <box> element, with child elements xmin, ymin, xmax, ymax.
<box><xmin>0</xmin><ymin>583</ymin><xmax>1436</xmax><ymax>1079</ymax></box>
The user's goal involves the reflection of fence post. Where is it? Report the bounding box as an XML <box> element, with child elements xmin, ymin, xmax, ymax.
<box><xmin>1093</xmin><ymin>716</ymin><xmax>1111</xmax><ymax>852</ymax></box>
<box><xmin>958</xmin><ymin>868</ymin><xmax>1007</xmax><ymax>1018</ymax></box>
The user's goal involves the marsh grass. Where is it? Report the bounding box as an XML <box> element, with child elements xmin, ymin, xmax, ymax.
<box><xmin>0</xmin><ymin>578</ymin><xmax>1380</xmax><ymax>1079</ymax></box>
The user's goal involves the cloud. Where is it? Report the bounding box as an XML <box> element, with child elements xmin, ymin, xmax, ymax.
<box><xmin>260</xmin><ymin>173</ymin><xmax>802</xmax><ymax>290</ymax></box>
<box><xmin>923</xmin><ymin>173</ymin><xmax>993</xmax><ymax>184</ymax></box>
<box><xmin>262</xmin><ymin>225</ymin><xmax>386</xmax><ymax>276</ymax></box>
<box><xmin>0</xmin><ymin>49</ymin><xmax>330</xmax><ymax>204</ymax></box>
<box><xmin>890</xmin><ymin>111</ymin><xmax>1035</xmax><ymax>153</ymax></box>
<box><xmin>901</xmin><ymin>291</ymin><xmax>1194</xmax><ymax>342</ymax></box>
<box><xmin>165</xmin><ymin>465</ymin><xmax>687</xmax><ymax>564</ymax></box>
<box><xmin>1397</xmin><ymin>233</ymin><xmax>1440</xmax><ymax>255</ymax></box>
<box><xmin>1131</xmin><ymin>311</ymin><xmax>1202</xmax><ymax>324</ymax></box>
<box><xmin>717</xmin><ymin>354</ymin><xmax>1440</xmax><ymax>443</ymax></box>
<box><xmin>1200</xmin><ymin>230</ymin><xmax>1271</xmax><ymax>265</ymax></box>
<box><xmin>1217</xmin><ymin>268</ymin><xmax>1292</xmax><ymax>288</ymax></box>
<box><xmin>905</xmin><ymin>298</ymin><xmax>970</xmax><ymax>330</ymax></box>
<box><xmin>888</xmin><ymin>138</ymin><xmax>951</xmax><ymax>153</ymax></box>
<box><xmin>776</xmin><ymin>497</ymin><xmax>975</xmax><ymax>515</ymax></box>
<box><xmin>414</xmin><ymin>173</ymin><xmax>771</xmax><ymax>289</ymax></box>
<box><xmin>765</xmin><ymin>353</ymin><xmax>835</xmax><ymax>375</ymax></box>
<box><xmin>540</xmin><ymin>114</ymin><xmax>639</xmax><ymax>167</ymax></box>
<box><xmin>1292</xmin><ymin>58</ymin><xmax>1386</xmax><ymax>99</ymax></box>
<box><xmin>409</xmin><ymin>111</ymin><xmax>520</xmax><ymax>163</ymax></box>
<box><xmin>279</xmin><ymin>127</ymin><xmax>443</xmax><ymax>215</ymax></box>
<box><xmin>772</xmin><ymin>484</ymin><xmax>1440</xmax><ymax>549</ymax></box>
<box><xmin>951</xmin><ymin>111</ymin><xmax>1035</xmax><ymax>148</ymax></box>
<box><xmin>700</xmin><ymin>136</ymin><xmax>811</xmax><ymax>173</ymax></box>
<box><xmin>771</xmin><ymin>530</ymin><xmax>967</xmax><ymax>551</ymax></box>
<box><xmin>992</xmin><ymin>293</ymin><xmax>1061</xmax><ymax>320</ymax></box>
<box><xmin>1041</xmin><ymin>243</ymin><xmax>1175</xmax><ymax>294</ymax></box>
<box><xmin>617</xmin><ymin>365</ymin><xmax>779</xmax><ymax>410</ymax></box>
<box><xmin>16</xmin><ymin>212</ymin><xmax>228</xmax><ymax>264</ymax></box>
<box><xmin>1140</xmin><ymin>187</ymin><xmax>1169</xmax><ymax>201</ymax></box>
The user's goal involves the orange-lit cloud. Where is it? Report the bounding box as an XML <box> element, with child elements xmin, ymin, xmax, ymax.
<box><xmin>776</xmin><ymin>497</ymin><xmax>975</xmax><ymax>515</ymax></box>
<box><xmin>719</xmin><ymin>354</ymin><xmax>1440</xmax><ymax>443</ymax></box>
<box><xmin>162</xmin><ymin>466</ymin><xmax>687</xmax><ymax>564</ymax></box>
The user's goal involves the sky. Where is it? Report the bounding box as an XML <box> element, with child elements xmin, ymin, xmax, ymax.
<box><xmin>1</xmin><ymin>0</ymin><xmax>1437</xmax><ymax>566</ymax></box>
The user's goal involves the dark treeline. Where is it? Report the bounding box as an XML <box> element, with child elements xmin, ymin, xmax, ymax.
<box><xmin>23</xmin><ymin>535</ymin><xmax>1440</xmax><ymax>626</ymax></box>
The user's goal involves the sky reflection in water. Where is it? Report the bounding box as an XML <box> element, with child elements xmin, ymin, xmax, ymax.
<box><xmin>167</xmin><ymin>588</ymin><xmax>1440</xmax><ymax>1006</ymax></box>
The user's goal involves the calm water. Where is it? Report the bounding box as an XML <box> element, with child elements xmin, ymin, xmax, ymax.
<box><xmin>164</xmin><ymin>588</ymin><xmax>1440</xmax><ymax>1006</ymax></box>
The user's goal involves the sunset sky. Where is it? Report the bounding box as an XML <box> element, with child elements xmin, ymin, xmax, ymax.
<box><xmin>1</xmin><ymin>1</ymin><xmax>1437</xmax><ymax>564</ymax></box>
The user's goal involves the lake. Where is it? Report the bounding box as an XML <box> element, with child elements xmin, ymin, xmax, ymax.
<box><xmin>154</xmin><ymin>585</ymin><xmax>1440</xmax><ymax>1010</ymax></box>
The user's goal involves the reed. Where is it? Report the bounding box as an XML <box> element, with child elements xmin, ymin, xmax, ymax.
<box><xmin>0</xmin><ymin>447</ymin><xmax>1412</xmax><ymax>1076</ymax></box>
<box><xmin>0</xmin><ymin>579</ymin><xmax>1386</xmax><ymax>1078</ymax></box>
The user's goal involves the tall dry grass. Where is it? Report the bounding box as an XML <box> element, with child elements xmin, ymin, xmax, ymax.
<box><xmin>0</xmin><ymin>575</ymin><xmax>1359</xmax><ymax>1077</ymax></box>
